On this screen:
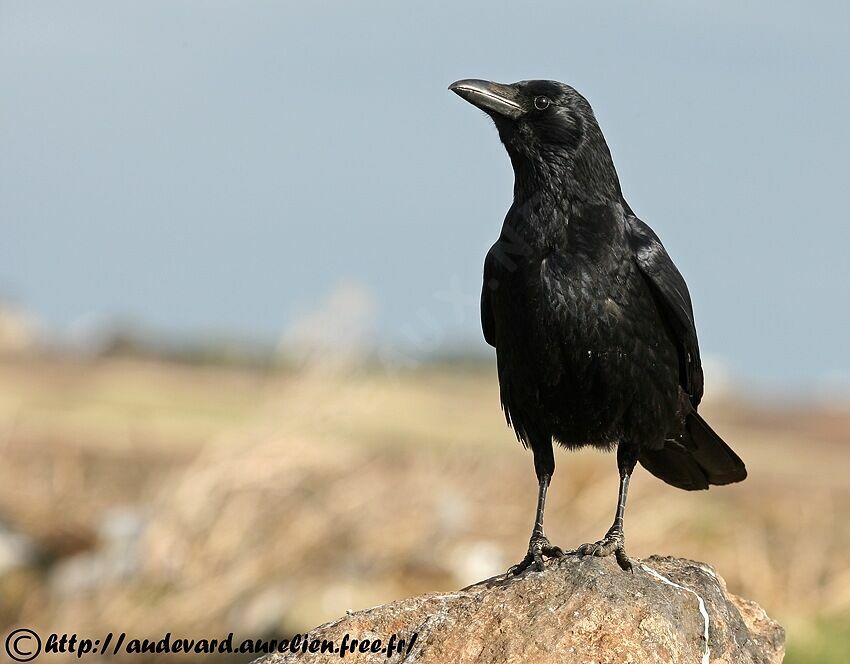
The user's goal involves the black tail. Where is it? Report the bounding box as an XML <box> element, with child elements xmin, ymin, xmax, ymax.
<box><xmin>638</xmin><ymin>412</ymin><xmax>747</xmax><ymax>491</ymax></box>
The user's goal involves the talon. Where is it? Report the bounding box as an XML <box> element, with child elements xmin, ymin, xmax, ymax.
<box><xmin>507</xmin><ymin>533</ymin><xmax>564</xmax><ymax>576</ymax></box>
<box><xmin>507</xmin><ymin>556</ymin><xmax>532</xmax><ymax>576</ymax></box>
<box><xmin>615</xmin><ymin>547</ymin><xmax>633</xmax><ymax>571</ymax></box>
<box><xmin>533</xmin><ymin>553</ymin><xmax>545</xmax><ymax>571</ymax></box>
<box><xmin>543</xmin><ymin>544</ymin><xmax>565</xmax><ymax>558</ymax></box>
<box><xmin>576</xmin><ymin>531</ymin><xmax>631</xmax><ymax>570</ymax></box>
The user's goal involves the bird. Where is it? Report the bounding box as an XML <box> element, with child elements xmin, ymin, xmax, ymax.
<box><xmin>448</xmin><ymin>78</ymin><xmax>747</xmax><ymax>574</ymax></box>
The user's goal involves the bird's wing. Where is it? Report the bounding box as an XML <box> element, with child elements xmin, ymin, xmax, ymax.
<box><xmin>625</xmin><ymin>214</ymin><xmax>704</xmax><ymax>405</ymax></box>
<box><xmin>481</xmin><ymin>247</ymin><xmax>497</xmax><ymax>347</ymax></box>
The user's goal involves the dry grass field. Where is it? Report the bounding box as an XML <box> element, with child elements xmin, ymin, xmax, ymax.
<box><xmin>0</xmin><ymin>355</ymin><xmax>848</xmax><ymax>662</ymax></box>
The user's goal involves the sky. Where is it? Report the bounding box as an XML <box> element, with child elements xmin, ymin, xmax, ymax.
<box><xmin>1</xmin><ymin>1</ymin><xmax>848</xmax><ymax>392</ymax></box>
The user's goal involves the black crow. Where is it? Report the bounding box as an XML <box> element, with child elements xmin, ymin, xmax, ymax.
<box><xmin>449</xmin><ymin>79</ymin><xmax>746</xmax><ymax>573</ymax></box>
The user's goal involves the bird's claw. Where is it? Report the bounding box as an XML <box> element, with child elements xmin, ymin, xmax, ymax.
<box><xmin>576</xmin><ymin>530</ymin><xmax>632</xmax><ymax>571</ymax></box>
<box><xmin>507</xmin><ymin>532</ymin><xmax>565</xmax><ymax>576</ymax></box>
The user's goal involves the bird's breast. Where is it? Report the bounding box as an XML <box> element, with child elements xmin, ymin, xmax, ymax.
<box><xmin>492</xmin><ymin>248</ymin><xmax>658</xmax><ymax>380</ymax></box>
<box><xmin>489</xmin><ymin>236</ymin><xmax>683</xmax><ymax>447</ymax></box>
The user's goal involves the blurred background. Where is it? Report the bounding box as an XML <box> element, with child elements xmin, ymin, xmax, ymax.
<box><xmin>1</xmin><ymin>1</ymin><xmax>848</xmax><ymax>662</ymax></box>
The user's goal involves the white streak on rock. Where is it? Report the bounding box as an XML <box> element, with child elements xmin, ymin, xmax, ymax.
<box><xmin>642</xmin><ymin>564</ymin><xmax>710</xmax><ymax>664</ymax></box>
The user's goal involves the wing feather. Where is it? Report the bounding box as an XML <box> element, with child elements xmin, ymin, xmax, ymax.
<box><xmin>481</xmin><ymin>248</ymin><xmax>497</xmax><ymax>348</ymax></box>
<box><xmin>626</xmin><ymin>215</ymin><xmax>704</xmax><ymax>405</ymax></box>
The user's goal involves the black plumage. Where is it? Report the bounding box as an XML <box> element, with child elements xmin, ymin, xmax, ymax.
<box><xmin>450</xmin><ymin>79</ymin><xmax>746</xmax><ymax>573</ymax></box>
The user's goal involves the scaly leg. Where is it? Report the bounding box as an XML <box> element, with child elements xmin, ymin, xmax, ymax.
<box><xmin>576</xmin><ymin>442</ymin><xmax>638</xmax><ymax>571</ymax></box>
<box><xmin>508</xmin><ymin>440</ymin><xmax>564</xmax><ymax>575</ymax></box>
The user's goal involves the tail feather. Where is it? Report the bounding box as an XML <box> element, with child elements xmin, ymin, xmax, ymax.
<box><xmin>639</xmin><ymin>412</ymin><xmax>747</xmax><ymax>491</ymax></box>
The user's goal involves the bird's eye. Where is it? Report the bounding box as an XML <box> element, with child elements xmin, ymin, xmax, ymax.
<box><xmin>534</xmin><ymin>96</ymin><xmax>551</xmax><ymax>110</ymax></box>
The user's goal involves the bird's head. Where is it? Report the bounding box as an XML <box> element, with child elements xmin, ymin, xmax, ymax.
<box><xmin>449</xmin><ymin>79</ymin><xmax>620</xmax><ymax>202</ymax></box>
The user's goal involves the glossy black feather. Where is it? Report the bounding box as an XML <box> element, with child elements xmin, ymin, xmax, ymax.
<box><xmin>625</xmin><ymin>213</ymin><xmax>704</xmax><ymax>406</ymax></box>
<box><xmin>470</xmin><ymin>80</ymin><xmax>745</xmax><ymax>489</ymax></box>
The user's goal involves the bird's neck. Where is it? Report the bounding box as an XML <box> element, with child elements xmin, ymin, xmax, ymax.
<box><xmin>508</xmin><ymin>137</ymin><xmax>622</xmax><ymax>207</ymax></box>
<box><xmin>505</xmin><ymin>163</ymin><xmax>627</xmax><ymax>257</ymax></box>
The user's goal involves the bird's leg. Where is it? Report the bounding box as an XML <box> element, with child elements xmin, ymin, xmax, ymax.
<box><xmin>508</xmin><ymin>444</ymin><xmax>564</xmax><ymax>575</ymax></box>
<box><xmin>507</xmin><ymin>473</ymin><xmax>564</xmax><ymax>575</ymax></box>
<box><xmin>577</xmin><ymin>442</ymin><xmax>638</xmax><ymax>571</ymax></box>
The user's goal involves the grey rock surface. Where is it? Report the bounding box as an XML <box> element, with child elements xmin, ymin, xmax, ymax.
<box><xmin>256</xmin><ymin>555</ymin><xmax>784</xmax><ymax>664</ymax></box>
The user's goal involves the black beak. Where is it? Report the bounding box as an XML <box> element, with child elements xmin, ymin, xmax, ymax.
<box><xmin>448</xmin><ymin>79</ymin><xmax>525</xmax><ymax>120</ymax></box>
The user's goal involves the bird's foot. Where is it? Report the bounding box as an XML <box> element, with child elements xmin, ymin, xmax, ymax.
<box><xmin>575</xmin><ymin>529</ymin><xmax>632</xmax><ymax>571</ymax></box>
<box><xmin>507</xmin><ymin>532</ymin><xmax>564</xmax><ymax>575</ymax></box>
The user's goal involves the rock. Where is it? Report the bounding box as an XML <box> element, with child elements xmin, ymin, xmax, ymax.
<box><xmin>256</xmin><ymin>555</ymin><xmax>784</xmax><ymax>664</ymax></box>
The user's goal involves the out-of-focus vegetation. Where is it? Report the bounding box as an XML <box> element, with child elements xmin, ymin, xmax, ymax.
<box><xmin>0</xmin><ymin>352</ymin><xmax>847</xmax><ymax>662</ymax></box>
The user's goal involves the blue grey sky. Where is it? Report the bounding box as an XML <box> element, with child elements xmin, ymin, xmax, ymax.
<box><xmin>1</xmin><ymin>1</ymin><xmax>848</xmax><ymax>391</ymax></box>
